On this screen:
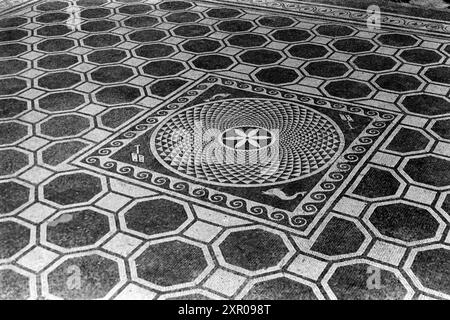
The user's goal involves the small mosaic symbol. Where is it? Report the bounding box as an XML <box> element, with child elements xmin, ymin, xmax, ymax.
<box><xmin>131</xmin><ymin>145</ymin><xmax>145</xmax><ymax>164</ymax></box>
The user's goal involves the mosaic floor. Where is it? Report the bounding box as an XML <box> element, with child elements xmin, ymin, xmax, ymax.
<box><xmin>0</xmin><ymin>0</ymin><xmax>449</xmax><ymax>301</ymax></box>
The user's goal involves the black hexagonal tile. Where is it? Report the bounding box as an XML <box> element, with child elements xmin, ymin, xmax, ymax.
<box><xmin>258</xmin><ymin>16</ymin><xmax>295</xmax><ymax>28</ymax></box>
<box><xmin>87</xmin><ymin>48</ymin><xmax>127</xmax><ymax>64</ymax></box>
<box><xmin>0</xmin><ymin>122</ymin><xmax>28</xmax><ymax>145</ymax></box>
<box><xmin>217</xmin><ymin>20</ymin><xmax>254</xmax><ymax>33</ymax></box>
<box><xmin>91</xmin><ymin>66</ymin><xmax>134</xmax><ymax>83</ymax></box>
<box><xmin>124</xmin><ymin>16</ymin><xmax>159</xmax><ymax>28</ymax></box>
<box><xmin>288</xmin><ymin>43</ymin><xmax>329</xmax><ymax>59</ymax></box>
<box><xmin>47</xmin><ymin>254</ymin><xmax>121</xmax><ymax>300</ymax></box>
<box><xmin>173</xmin><ymin>24</ymin><xmax>211</xmax><ymax>37</ymax></box>
<box><xmin>353</xmin><ymin>54</ymin><xmax>397</xmax><ymax>72</ymax></box>
<box><xmin>37</xmin><ymin>53</ymin><xmax>79</xmax><ymax>70</ymax></box>
<box><xmin>404</xmin><ymin>156</ymin><xmax>450</xmax><ymax>188</ymax></box>
<box><xmin>81</xmin><ymin>20</ymin><xmax>117</xmax><ymax>33</ymax></box>
<box><xmin>41</xmin><ymin>114</ymin><xmax>91</xmax><ymax>138</ymax></box>
<box><xmin>399</xmin><ymin>48</ymin><xmax>443</xmax><ymax>65</ymax></box>
<box><xmin>255</xmin><ymin>66</ymin><xmax>299</xmax><ymax>85</ymax></box>
<box><xmin>83</xmin><ymin>34</ymin><xmax>122</xmax><ymax>47</ymax></box>
<box><xmin>431</xmin><ymin>119</ymin><xmax>450</xmax><ymax>140</ymax></box>
<box><xmin>311</xmin><ymin>216</ymin><xmax>366</xmax><ymax>256</ymax></box>
<box><xmin>149</xmin><ymin>78</ymin><xmax>187</xmax><ymax>97</ymax></box>
<box><xmin>242</xmin><ymin>277</ymin><xmax>318</xmax><ymax>300</ymax></box>
<box><xmin>38</xmin><ymin>91</ymin><xmax>86</xmax><ymax>113</ymax></box>
<box><xmin>206</xmin><ymin>8</ymin><xmax>241</xmax><ymax>19</ymax></box>
<box><xmin>375</xmin><ymin>73</ymin><xmax>422</xmax><ymax>92</ymax></box>
<box><xmin>36</xmin><ymin>1</ymin><xmax>69</xmax><ymax>11</ymax></box>
<box><xmin>0</xmin><ymin>221</ymin><xmax>30</xmax><ymax>259</ymax></box>
<box><xmin>158</xmin><ymin>1</ymin><xmax>193</xmax><ymax>11</ymax></box>
<box><xmin>77</xmin><ymin>0</ymin><xmax>108</xmax><ymax>6</ymax></box>
<box><xmin>192</xmin><ymin>54</ymin><xmax>234</xmax><ymax>71</ymax></box>
<box><xmin>271</xmin><ymin>28</ymin><xmax>311</xmax><ymax>42</ymax></box>
<box><xmin>182</xmin><ymin>38</ymin><xmax>221</xmax><ymax>53</ymax></box>
<box><xmin>424</xmin><ymin>66</ymin><xmax>450</xmax><ymax>85</ymax></box>
<box><xmin>38</xmin><ymin>71</ymin><xmax>82</xmax><ymax>90</ymax></box>
<box><xmin>305</xmin><ymin>60</ymin><xmax>349</xmax><ymax>78</ymax></box>
<box><xmin>47</xmin><ymin>209</ymin><xmax>110</xmax><ymax>248</ymax></box>
<box><xmin>353</xmin><ymin>167</ymin><xmax>401</xmax><ymax>199</ymax></box>
<box><xmin>129</xmin><ymin>29</ymin><xmax>167</xmax><ymax>42</ymax></box>
<box><xmin>377</xmin><ymin>33</ymin><xmax>419</xmax><ymax>47</ymax></box>
<box><xmin>136</xmin><ymin>240</ymin><xmax>207</xmax><ymax>287</ymax></box>
<box><xmin>119</xmin><ymin>4</ymin><xmax>153</xmax><ymax>15</ymax></box>
<box><xmin>0</xmin><ymin>59</ymin><xmax>27</xmax><ymax>76</ymax></box>
<box><xmin>43</xmin><ymin>172</ymin><xmax>102</xmax><ymax>206</ymax></box>
<box><xmin>37</xmin><ymin>24</ymin><xmax>72</xmax><ymax>37</ymax></box>
<box><xmin>324</xmin><ymin>80</ymin><xmax>372</xmax><ymax>100</ymax></box>
<box><xmin>96</xmin><ymin>85</ymin><xmax>142</xmax><ymax>105</ymax></box>
<box><xmin>316</xmin><ymin>24</ymin><xmax>355</xmax><ymax>37</ymax></box>
<box><xmin>0</xmin><ymin>149</ymin><xmax>29</xmax><ymax>176</ymax></box>
<box><xmin>36</xmin><ymin>12</ymin><xmax>70</xmax><ymax>24</ymax></box>
<box><xmin>401</xmin><ymin>94</ymin><xmax>450</xmax><ymax>116</ymax></box>
<box><xmin>0</xmin><ymin>43</ymin><xmax>28</xmax><ymax>57</ymax></box>
<box><xmin>370</xmin><ymin>203</ymin><xmax>439</xmax><ymax>242</ymax></box>
<box><xmin>239</xmin><ymin>49</ymin><xmax>282</xmax><ymax>66</ymax></box>
<box><xmin>0</xmin><ymin>29</ymin><xmax>28</xmax><ymax>42</ymax></box>
<box><xmin>332</xmin><ymin>38</ymin><xmax>375</xmax><ymax>53</ymax></box>
<box><xmin>135</xmin><ymin>43</ymin><xmax>175</xmax><ymax>59</ymax></box>
<box><xmin>80</xmin><ymin>8</ymin><xmax>111</xmax><ymax>19</ymax></box>
<box><xmin>142</xmin><ymin>59</ymin><xmax>185</xmax><ymax>76</ymax></box>
<box><xmin>0</xmin><ymin>78</ymin><xmax>27</xmax><ymax>96</ymax></box>
<box><xmin>328</xmin><ymin>263</ymin><xmax>408</xmax><ymax>300</ymax></box>
<box><xmin>0</xmin><ymin>17</ymin><xmax>28</xmax><ymax>28</ymax></box>
<box><xmin>0</xmin><ymin>269</ymin><xmax>31</xmax><ymax>300</ymax></box>
<box><xmin>0</xmin><ymin>98</ymin><xmax>28</xmax><ymax>119</ymax></box>
<box><xmin>37</xmin><ymin>38</ymin><xmax>75</xmax><ymax>52</ymax></box>
<box><xmin>166</xmin><ymin>12</ymin><xmax>201</xmax><ymax>23</ymax></box>
<box><xmin>228</xmin><ymin>33</ymin><xmax>268</xmax><ymax>48</ymax></box>
<box><xmin>219</xmin><ymin>229</ymin><xmax>288</xmax><ymax>271</ymax></box>
<box><xmin>100</xmin><ymin>106</ymin><xmax>142</xmax><ymax>129</ymax></box>
<box><xmin>42</xmin><ymin>140</ymin><xmax>89</xmax><ymax>167</ymax></box>
<box><xmin>386</xmin><ymin>127</ymin><xmax>430</xmax><ymax>153</ymax></box>
<box><xmin>0</xmin><ymin>181</ymin><xmax>30</xmax><ymax>215</ymax></box>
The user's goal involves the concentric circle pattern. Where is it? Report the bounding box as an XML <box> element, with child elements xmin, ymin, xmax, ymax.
<box><xmin>151</xmin><ymin>99</ymin><xmax>344</xmax><ymax>186</ymax></box>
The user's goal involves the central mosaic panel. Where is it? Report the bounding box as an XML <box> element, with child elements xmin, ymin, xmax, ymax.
<box><xmin>79</xmin><ymin>76</ymin><xmax>399</xmax><ymax>235</ymax></box>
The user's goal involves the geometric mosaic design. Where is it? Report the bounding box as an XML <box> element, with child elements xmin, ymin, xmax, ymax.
<box><xmin>0</xmin><ymin>0</ymin><xmax>449</xmax><ymax>300</ymax></box>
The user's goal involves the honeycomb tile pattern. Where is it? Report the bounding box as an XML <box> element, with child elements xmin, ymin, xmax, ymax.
<box><xmin>0</xmin><ymin>0</ymin><xmax>448</xmax><ymax>301</ymax></box>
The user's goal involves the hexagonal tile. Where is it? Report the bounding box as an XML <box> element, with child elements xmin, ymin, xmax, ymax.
<box><xmin>399</xmin><ymin>48</ymin><xmax>443</xmax><ymax>65</ymax></box>
<box><xmin>37</xmin><ymin>24</ymin><xmax>72</xmax><ymax>37</ymax></box>
<box><xmin>191</xmin><ymin>54</ymin><xmax>234</xmax><ymax>71</ymax></box>
<box><xmin>173</xmin><ymin>24</ymin><xmax>212</xmax><ymax>37</ymax></box>
<box><xmin>42</xmin><ymin>172</ymin><xmax>104</xmax><ymax>206</ymax></box>
<box><xmin>100</xmin><ymin>106</ymin><xmax>143</xmax><ymax>129</ymax></box>
<box><xmin>401</xmin><ymin>94</ymin><xmax>450</xmax><ymax>117</ymax></box>
<box><xmin>41</xmin><ymin>140</ymin><xmax>89</xmax><ymax>167</ymax></box>
<box><xmin>95</xmin><ymin>85</ymin><xmax>142</xmax><ymax>105</ymax></box>
<box><xmin>135</xmin><ymin>43</ymin><xmax>175</xmax><ymax>59</ymax></box>
<box><xmin>0</xmin><ymin>267</ymin><xmax>34</xmax><ymax>300</ymax></box>
<box><xmin>37</xmin><ymin>71</ymin><xmax>82</xmax><ymax>90</ymax></box>
<box><xmin>45</xmin><ymin>208</ymin><xmax>113</xmax><ymax>250</ymax></box>
<box><xmin>121</xmin><ymin>197</ymin><xmax>191</xmax><ymax>238</ymax></box>
<box><xmin>430</xmin><ymin>118</ymin><xmax>450</xmax><ymax>140</ymax></box>
<box><xmin>324</xmin><ymin>79</ymin><xmax>373</xmax><ymax>100</ymax></box>
<box><xmin>332</xmin><ymin>38</ymin><xmax>375</xmax><ymax>53</ymax></box>
<box><xmin>258</xmin><ymin>15</ymin><xmax>295</xmax><ymax>28</ymax></box>
<box><xmin>0</xmin><ymin>17</ymin><xmax>28</xmax><ymax>28</ymax></box>
<box><xmin>403</xmin><ymin>155</ymin><xmax>450</xmax><ymax>188</ymax></box>
<box><xmin>37</xmin><ymin>38</ymin><xmax>75</xmax><ymax>52</ymax></box>
<box><xmin>206</xmin><ymin>8</ymin><xmax>242</xmax><ymax>19</ymax></box>
<box><xmin>227</xmin><ymin>33</ymin><xmax>268</xmax><ymax>48</ymax></box>
<box><xmin>271</xmin><ymin>28</ymin><xmax>312</xmax><ymax>42</ymax></box>
<box><xmin>0</xmin><ymin>180</ymin><xmax>31</xmax><ymax>215</ymax></box>
<box><xmin>385</xmin><ymin>127</ymin><xmax>431</xmax><ymax>154</ymax></box>
<box><xmin>0</xmin><ymin>148</ymin><xmax>30</xmax><ymax>176</ymax></box>
<box><xmin>132</xmin><ymin>238</ymin><xmax>211</xmax><ymax>288</ymax></box>
<box><xmin>83</xmin><ymin>34</ymin><xmax>122</xmax><ymax>47</ymax></box>
<box><xmin>36</xmin><ymin>1</ymin><xmax>69</xmax><ymax>11</ymax></box>
<box><xmin>166</xmin><ymin>12</ymin><xmax>201</xmax><ymax>23</ymax></box>
<box><xmin>0</xmin><ymin>29</ymin><xmax>28</xmax><ymax>42</ymax></box>
<box><xmin>44</xmin><ymin>252</ymin><xmax>124</xmax><ymax>300</ymax></box>
<box><xmin>124</xmin><ymin>16</ymin><xmax>159</xmax><ymax>28</ymax></box>
<box><xmin>0</xmin><ymin>219</ymin><xmax>31</xmax><ymax>261</ymax></box>
<box><xmin>0</xmin><ymin>98</ymin><xmax>28</xmax><ymax>119</ymax></box>
<box><xmin>40</xmin><ymin>114</ymin><xmax>91</xmax><ymax>138</ymax></box>
<box><xmin>315</xmin><ymin>24</ymin><xmax>355</xmax><ymax>37</ymax></box>
<box><xmin>81</xmin><ymin>20</ymin><xmax>116</xmax><ymax>33</ymax></box>
<box><xmin>129</xmin><ymin>28</ymin><xmax>168</xmax><ymax>42</ymax></box>
<box><xmin>377</xmin><ymin>33</ymin><xmax>419</xmax><ymax>47</ymax></box>
<box><xmin>254</xmin><ymin>66</ymin><xmax>299</xmax><ymax>85</ymax></box>
<box><xmin>424</xmin><ymin>66</ymin><xmax>450</xmax><ymax>85</ymax></box>
<box><xmin>0</xmin><ymin>59</ymin><xmax>28</xmax><ymax>76</ymax></box>
<box><xmin>87</xmin><ymin>48</ymin><xmax>128</xmax><ymax>64</ymax></box>
<box><xmin>118</xmin><ymin>4</ymin><xmax>153</xmax><ymax>15</ymax></box>
<box><xmin>239</xmin><ymin>49</ymin><xmax>283</xmax><ymax>66</ymax></box>
<box><xmin>217</xmin><ymin>20</ymin><xmax>254</xmax><ymax>33</ymax></box>
<box><xmin>0</xmin><ymin>43</ymin><xmax>28</xmax><ymax>57</ymax></box>
<box><xmin>37</xmin><ymin>91</ymin><xmax>86</xmax><ymax>113</ymax></box>
<box><xmin>353</xmin><ymin>53</ymin><xmax>398</xmax><ymax>72</ymax></box>
<box><xmin>375</xmin><ymin>73</ymin><xmax>422</xmax><ymax>92</ymax></box>
<box><xmin>352</xmin><ymin>167</ymin><xmax>402</xmax><ymax>199</ymax></box>
<box><xmin>149</xmin><ymin>78</ymin><xmax>188</xmax><ymax>97</ymax></box>
<box><xmin>217</xmin><ymin>227</ymin><xmax>291</xmax><ymax>273</ymax></box>
<box><xmin>0</xmin><ymin>78</ymin><xmax>27</xmax><ymax>96</ymax></box>
<box><xmin>37</xmin><ymin>53</ymin><xmax>79</xmax><ymax>70</ymax></box>
<box><xmin>158</xmin><ymin>1</ymin><xmax>193</xmax><ymax>11</ymax></box>
<box><xmin>77</xmin><ymin>0</ymin><xmax>108</xmax><ymax>7</ymax></box>
<box><xmin>80</xmin><ymin>8</ymin><xmax>111</xmax><ymax>19</ymax></box>
<box><xmin>182</xmin><ymin>38</ymin><xmax>222</xmax><ymax>53</ymax></box>
<box><xmin>0</xmin><ymin>121</ymin><xmax>29</xmax><ymax>145</ymax></box>
<box><xmin>35</xmin><ymin>12</ymin><xmax>70</xmax><ymax>24</ymax></box>
<box><xmin>304</xmin><ymin>60</ymin><xmax>349</xmax><ymax>78</ymax></box>
<box><xmin>367</xmin><ymin>201</ymin><xmax>442</xmax><ymax>244</ymax></box>
<box><xmin>288</xmin><ymin>43</ymin><xmax>329</xmax><ymax>59</ymax></box>
<box><xmin>90</xmin><ymin>66</ymin><xmax>135</xmax><ymax>84</ymax></box>
<box><xmin>142</xmin><ymin>59</ymin><xmax>186</xmax><ymax>76</ymax></box>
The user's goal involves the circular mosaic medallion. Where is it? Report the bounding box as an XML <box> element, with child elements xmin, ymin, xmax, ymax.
<box><xmin>150</xmin><ymin>98</ymin><xmax>344</xmax><ymax>187</ymax></box>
